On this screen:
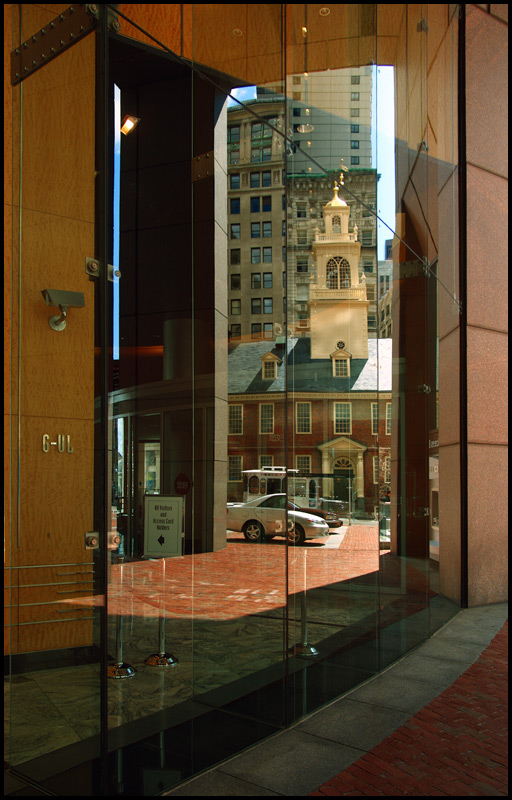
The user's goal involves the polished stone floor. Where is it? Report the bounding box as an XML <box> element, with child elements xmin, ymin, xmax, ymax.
<box><xmin>5</xmin><ymin>526</ymin><xmax>441</xmax><ymax>778</ymax></box>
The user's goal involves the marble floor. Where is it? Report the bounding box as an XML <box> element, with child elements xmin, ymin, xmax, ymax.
<box><xmin>5</xmin><ymin>527</ymin><xmax>438</xmax><ymax>772</ymax></box>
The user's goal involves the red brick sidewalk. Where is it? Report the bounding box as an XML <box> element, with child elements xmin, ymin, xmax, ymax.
<box><xmin>310</xmin><ymin>620</ymin><xmax>508</xmax><ymax>797</ymax></box>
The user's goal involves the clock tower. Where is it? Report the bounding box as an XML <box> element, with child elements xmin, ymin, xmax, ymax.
<box><xmin>309</xmin><ymin>175</ymin><xmax>369</xmax><ymax>360</ymax></box>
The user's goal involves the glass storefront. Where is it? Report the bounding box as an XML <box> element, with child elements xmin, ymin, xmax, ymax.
<box><xmin>5</xmin><ymin>4</ymin><xmax>462</xmax><ymax>795</ymax></box>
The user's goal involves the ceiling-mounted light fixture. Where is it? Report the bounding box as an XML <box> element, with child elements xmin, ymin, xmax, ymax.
<box><xmin>297</xmin><ymin>123</ymin><xmax>315</xmax><ymax>133</ymax></box>
<box><xmin>319</xmin><ymin>7</ymin><xmax>331</xmax><ymax>16</ymax></box>
<box><xmin>120</xmin><ymin>115</ymin><xmax>140</xmax><ymax>135</ymax></box>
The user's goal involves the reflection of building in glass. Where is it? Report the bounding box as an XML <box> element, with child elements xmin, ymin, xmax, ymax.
<box><xmin>228</xmin><ymin>185</ymin><xmax>390</xmax><ymax>514</ymax></box>
<box><xmin>227</xmin><ymin>68</ymin><xmax>376</xmax><ymax>343</ymax></box>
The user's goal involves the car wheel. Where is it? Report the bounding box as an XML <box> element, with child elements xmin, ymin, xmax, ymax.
<box><xmin>243</xmin><ymin>520</ymin><xmax>264</xmax><ymax>542</ymax></box>
<box><xmin>287</xmin><ymin>523</ymin><xmax>305</xmax><ymax>545</ymax></box>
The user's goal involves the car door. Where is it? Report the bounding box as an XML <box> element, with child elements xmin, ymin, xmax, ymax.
<box><xmin>256</xmin><ymin>495</ymin><xmax>287</xmax><ymax>533</ymax></box>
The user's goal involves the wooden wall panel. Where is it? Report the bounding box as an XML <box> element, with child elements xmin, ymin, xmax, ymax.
<box><xmin>5</xmin><ymin>7</ymin><xmax>97</xmax><ymax>655</ymax></box>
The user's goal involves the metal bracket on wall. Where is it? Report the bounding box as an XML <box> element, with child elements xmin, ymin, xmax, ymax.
<box><xmin>10</xmin><ymin>4</ymin><xmax>120</xmax><ymax>86</ymax></box>
<box><xmin>85</xmin><ymin>257</ymin><xmax>121</xmax><ymax>282</ymax></box>
<box><xmin>191</xmin><ymin>151</ymin><xmax>215</xmax><ymax>183</ymax></box>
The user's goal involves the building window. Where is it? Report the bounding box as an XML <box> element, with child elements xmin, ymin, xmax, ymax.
<box><xmin>228</xmin><ymin>126</ymin><xmax>240</xmax><ymax>143</ymax></box>
<box><xmin>364</xmin><ymin>261</ymin><xmax>374</xmax><ymax>273</ymax></box>
<box><xmin>228</xmin><ymin>455</ymin><xmax>243</xmax><ymax>481</ymax></box>
<box><xmin>230</xmin><ymin>173</ymin><xmax>240</xmax><ymax>189</ymax></box>
<box><xmin>297</xmin><ymin>229</ymin><xmax>308</xmax><ymax>246</ymax></box>
<box><xmin>362</xmin><ymin>230</ymin><xmax>373</xmax><ymax>246</ymax></box>
<box><xmin>262</xmin><ymin>171</ymin><xmax>271</xmax><ymax>187</ymax></box>
<box><xmin>385</xmin><ymin>456</ymin><xmax>391</xmax><ymax>484</ymax></box>
<box><xmin>296</xmin><ymin>202</ymin><xmax>307</xmax><ymax>218</ymax></box>
<box><xmin>263</xmin><ymin>297</ymin><xmax>273</xmax><ymax>314</ymax></box>
<box><xmin>251</xmin><ymin>323</ymin><xmax>262</xmax><ymax>339</ymax></box>
<box><xmin>263</xmin><ymin>247</ymin><xmax>272</xmax><ymax>263</ymax></box>
<box><xmin>252</xmin><ymin>298</ymin><xmax>261</xmax><ymax>314</ymax></box>
<box><xmin>263</xmin><ymin>360</ymin><xmax>277</xmax><ymax>380</ymax></box>
<box><xmin>351</xmin><ymin>140</ymin><xmax>360</xmax><ymax>149</ymax></box>
<box><xmin>262</xmin><ymin>196</ymin><xmax>271</xmax><ymax>212</ymax></box>
<box><xmin>230</xmin><ymin>299</ymin><xmax>241</xmax><ymax>315</ymax></box>
<box><xmin>332</xmin><ymin>215</ymin><xmax>341</xmax><ymax>233</ymax></box>
<box><xmin>350</xmin><ymin>108</ymin><xmax>360</xmax><ymax>118</ymax></box>
<box><xmin>351</xmin><ymin>124</ymin><xmax>360</xmax><ymax>133</ymax></box>
<box><xmin>263</xmin><ymin>272</ymin><xmax>272</xmax><ymax>288</ymax></box>
<box><xmin>251</xmin><ymin>248</ymin><xmax>261</xmax><ymax>263</ymax></box>
<box><xmin>230</xmin><ymin>198</ymin><xmax>240</xmax><ymax>214</ymax></box>
<box><xmin>230</xmin><ymin>249</ymin><xmax>240</xmax><ymax>265</ymax></box>
<box><xmin>251</xmin><ymin>273</ymin><xmax>261</xmax><ymax>289</ymax></box>
<box><xmin>296</xmin><ymin>402</ymin><xmax>311</xmax><ymax>433</ymax></box>
<box><xmin>259</xmin><ymin>455</ymin><xmax>274</xmax><ymax>468</ymax></box>
<box><xmin>333</xmin><ymin>358</ymin><xmax>349</xmax><ymax>377</ymax></box>
<box><xmin>230</xmin><ymin>274</ymin><xmax>240</xmax><ymax>290</ymax></box>
<box><xmin>230</xmin><ymin>324</ymin><xmax>241</xmax><ymax>340</ymax></box>
<box><xmin>251</xmin><ymin>223</ymin><xmax>261</xmax><ymax>238</ymax></box>
<box><xmin>368</xmin><ymin>314</ymin><xmax>377</xmax><ymax>330</ymax></box>
<box><xmin>351</xmin><ymin>156</ymin><xmax>360</xmax><ymax>165</ymax></box>
<box><xmin>373</xmin><ymin>456</ymin><xmax>379</xmax><ymax>484</ymax></box>
<box><xmin>296</xmin><ymin>258</ymin><xmax>308</xmax><ymax>272</ymax></box>
<box><xmin>251</xmin><ymin>197</ymin><xmax>261</xmax><ymax>213</ymax></box>
<box><xmin>386</xmin><ymin>402</ymin><xmax>392</xmax><ymax>435</ymax></box>
<box><xmin>351</xmin><ymin>75</ymin><xmax>360</xmax><ymax>85</ymax></box>
<box><xmin>263</xmin><ymin>323</ymin><xmax>273</xmax><ymax>339</ymax></box>
<box><xmin>371</xmin><ymin>402</ymin><xmax>379</xmax><ymax>435</ymax></box>
<box><xmin>259</xmin><ymin>404</ymin><xmax>274</xmax><ymax>434</ymax></box>
<box><xmin>326</xmin><ymin>256</ymin><xmax>351</xmax><ymax>289</ymax></box>
<box><xmin>296</xmin><ymin>455</ymin><xmax>311</xmax><ymax>472</ymax></box>
<box><xmin>229</xmin><ymin>150</ymin><xmax>239</xmax><ymax>165</ymax></box>
<box><xmin>334</xmin><ymin>402</ymin><xmax>351</xmax><ymax>434</ymax></box>
<box><xmin>229</xmin><ymin>405</ymin><xmax>243</xmax><ymax>434</ymax></box>
<box><xmin>230</xmin><ymin>223</ymin><xmax>240</xmax><ymax>239</ymax></box>
<box><xmin>351</xmin><ymin>92</ymin><xmax>360</xmax><ymax>100</ymax></box>
<box><xmin>262</xmin><ymin>221</ymin><xmax>272</xmax><ymax>237</ymax></box>
<box><xmin>250</xmin><ymin>172</ymin><xmax>260</xmax><ymax>188</ymax></box>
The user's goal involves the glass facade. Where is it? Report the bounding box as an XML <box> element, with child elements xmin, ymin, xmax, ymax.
<box><xmin>5</xmin><ymin>4</ymin><xmax>481</xmax><ymax>796</ymax></box>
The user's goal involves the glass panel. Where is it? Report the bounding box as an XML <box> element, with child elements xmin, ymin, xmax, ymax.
<box><xmin>6</xmin><ymin>3</ymin><xmax>104</xmax><ymax>789</ymax></box>
<box><xmin>5</xmin><ymin>3</ymin><xmax>461</xmax><ymax>795</ymax></box>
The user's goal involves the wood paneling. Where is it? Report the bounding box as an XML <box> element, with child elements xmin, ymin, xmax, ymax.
<box><xmin>5</xmin><ymin>6</ymin><xmax>97</xmax><ymax>655</ymax></box>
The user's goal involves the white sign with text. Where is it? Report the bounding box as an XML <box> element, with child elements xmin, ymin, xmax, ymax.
<box><xmin>144</xmin><ymin>496</ymin><xmax>184</xmax><ymax>558</ymax></box>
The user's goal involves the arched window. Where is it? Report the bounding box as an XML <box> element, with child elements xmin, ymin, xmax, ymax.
<box><xmin>326</xmin><ymin>257</ymin><xmax>351</xmax><ymax>289</ymax></box>
<box><xmin>332</xmin><ymin>215</ymin><xmax>341</xmax><ymax>233</ymax></box>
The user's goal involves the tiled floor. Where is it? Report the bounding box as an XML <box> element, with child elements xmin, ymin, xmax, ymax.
<box><xmin>5</xmin><ymin>525</ymin><xmax>450</xmax><ymax>794</ymax></box>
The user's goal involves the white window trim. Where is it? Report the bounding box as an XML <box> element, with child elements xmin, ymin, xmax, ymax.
<box><xmin>334</xmin><ymin>402</ymin><xmax>352</xmax><ymax>434</ymax></box>
<box><xmin>229</xmin><ymin>404</ymin><xmax>243</xmax><ymax>435</ymax></box>
<box><xmin>295</xmin><ymin>401</ymin><xmax>311</xmax><ymax>434</ymax></box>
<box><xmin>259</xmin><ymin>403</ymin><xmax>275</xmax><ymax>434</ymax></box>
<box><xmin>228</xmin><ymin>455</ymin><xmax>243</xmax><ymax>482</ymax></box>
<box><xmin>332</xmin><ymin>357</ymin><xmax>350</xmax><ymax>377</ymax></box>
<box><xmin>296</xmin><ymin>455</ymin><xmax>311</xmax><ymax>472</ymax></box>
<box><xmin>373</xmin><ymin>455</ymin><xmax>379</xmax><ymax>484</ymax></box>
<box><xmin>386</xmin><ymin>402</ymin><xmax>392</xmax><ymax>436</ymax></box>
<box><xmin>371</xmin><ymin>402</ymin><xmax>379</xmax><ymax>435</ymax></box>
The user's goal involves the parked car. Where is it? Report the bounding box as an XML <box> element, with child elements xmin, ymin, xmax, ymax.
<box><xmin>227</xmin><ymin>493</ymin><xmax>329</xmax><ymax>545</ymax></box>
<box><xmin>288</xmin><ymin>499</ymin><xmax>343</xmax><ymax>528</ymax></box>
<box><xmin>319</xmin><ymin>498</ymin><xmax>347</xmax><ymax>515</ymax></box>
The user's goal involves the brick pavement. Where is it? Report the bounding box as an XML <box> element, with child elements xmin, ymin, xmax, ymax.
<box><xmin>310</xmin><ymin>620</ymin><xmax>508</xmax><ymax>797</ymax></box>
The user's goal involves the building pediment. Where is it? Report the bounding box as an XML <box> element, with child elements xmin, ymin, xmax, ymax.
<box><xmin>317</xmin><ymin>436</ymin><xmax>367</xmax><ymax>453</ymax></box>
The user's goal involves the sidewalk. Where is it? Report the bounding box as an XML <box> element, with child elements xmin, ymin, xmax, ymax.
<box><xmin>165</xmin><ymin>603</ymin><xmax>508</xmax><ymax>796</ymax></box>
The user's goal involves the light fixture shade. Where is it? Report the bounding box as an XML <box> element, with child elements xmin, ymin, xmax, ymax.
<box><xmin>297</xmin><ymin>123</ymin><xmax>315</xmax><ymax>133</ymax></box>
<box><xmin>120</xmin><ymin>115</ymin><xmax>140</xmax><ymax>135</ymax></box>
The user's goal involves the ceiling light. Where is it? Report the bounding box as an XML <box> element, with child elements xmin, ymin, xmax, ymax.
<box><xmin>120</xmin><ymin>115</ymin><xmax>140</xmax><ymax>135</ymax></box>
<box><xmin>297</xmin><ymin>123</ymin><xmax>315</xmax><ymax>133</ymax></box>
<box><xmin>319</xmin><ymin>8</ymin><xmax>331</xmax><ymax>16</ymax></box>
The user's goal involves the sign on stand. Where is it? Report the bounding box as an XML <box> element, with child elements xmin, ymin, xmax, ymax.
<box><xmin>144</xmin><ymin>496</ymin><xmax>184</xmax><ymax>558</ymax></box>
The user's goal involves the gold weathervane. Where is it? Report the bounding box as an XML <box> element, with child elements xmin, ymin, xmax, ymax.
<box><xmin>339</xmin><ymin>158</ymin><xmax>349</xmax><ymax>186</ymax></box>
